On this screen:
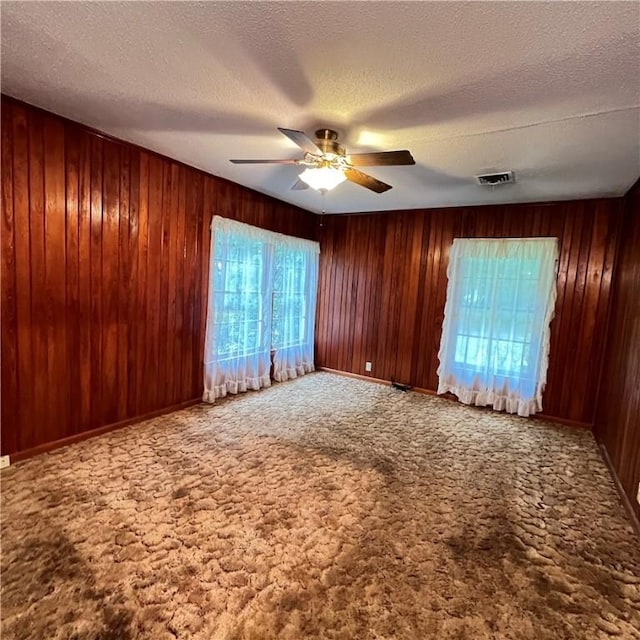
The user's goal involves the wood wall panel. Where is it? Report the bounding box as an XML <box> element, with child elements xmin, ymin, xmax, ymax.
<box><xmin>0</xmin><ymin>96</ymin><xmax>316</xmax><ymax>457</ymax></box>
<box><xmin>595</xmin><ymin>184</ymin><xmax>640</xmax><ymax>521</ymax></box>
<box><xmin>316</xmin><ymin>200</ymin><xmax>623</xmax><ymax>426</ymax></box>
<box><xmin>1</xmin><ymin>104</ymin><xmax>17</xmax><ymax>455</ymax></box>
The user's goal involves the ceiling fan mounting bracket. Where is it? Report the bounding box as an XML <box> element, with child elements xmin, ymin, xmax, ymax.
<box><xmin>315</xmin><ymin>128</ymin><xmax>339</xmax><ymax>140</ymax></box>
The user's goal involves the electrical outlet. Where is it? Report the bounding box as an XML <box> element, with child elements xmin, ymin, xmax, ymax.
<box><xmin>637</xmin><ymin>482</ymin><xmax>640</xmax><ymax>506</ymax></box>
<box><xmin>365</xmin><ymin>361</ymin><xmax>372</xmax><ymax>372</ymax></box>
<box><xmin>0</xmin><ymin>456</ymin><xmax>10</xmax><ymax>470</ymax></box>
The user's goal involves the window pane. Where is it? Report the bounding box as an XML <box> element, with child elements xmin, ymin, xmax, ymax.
<box><xmin>272</xmin><ymin>247</ymin><xmax>308</xmax><ymax>349</ymax></box>
<box><xmin>211</xmin><ymin>233</ymin><xmax>265</xmax><ymax>357</ymax></box>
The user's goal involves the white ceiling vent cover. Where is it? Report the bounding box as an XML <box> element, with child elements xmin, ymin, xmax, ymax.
<box><xmin>476</xmin><ymin>171</ymin><xmax>515</xmax><ymax>186</ymax></box>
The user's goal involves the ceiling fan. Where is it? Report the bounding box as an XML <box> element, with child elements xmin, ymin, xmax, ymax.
<box><xmin>230</xmin><ymin>128</ymin><xmax>415</xmax><ymax>193</ymax></box>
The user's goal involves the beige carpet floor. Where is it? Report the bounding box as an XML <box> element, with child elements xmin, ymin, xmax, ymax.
<box><xmin>1</xmin><ymin>372</ymin><xmax>639</xmax><ymax>640</ymax></box>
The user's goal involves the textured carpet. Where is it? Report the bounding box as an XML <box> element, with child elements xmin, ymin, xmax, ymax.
<box><xmin>1</xmin><ymin>372</ymin><xmax>639</xmax><ymax>640</ymax></box>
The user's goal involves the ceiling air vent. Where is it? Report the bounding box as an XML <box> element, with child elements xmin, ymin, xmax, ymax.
<box><xmin>476</xmin><ymin>171</ymin><xmax>515</xmax><ymax>186</ymax></box>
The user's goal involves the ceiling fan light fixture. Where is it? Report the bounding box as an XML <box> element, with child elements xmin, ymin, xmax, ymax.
<box><xmin>299</xmin><ymin>166</ymin><xmax>346</xmax><ymax>192</ymax></box>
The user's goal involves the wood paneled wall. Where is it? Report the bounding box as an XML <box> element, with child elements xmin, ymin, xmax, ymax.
<box><xmin>1</xmin><ymin>94</ymin><xmax>633</xmax><ymax>465</ymax></box>
<box><xmin>1</xmin><ymin>96</ymin><xmax>316</xmax><ymax>457</ymax></box>
<box><xmin>316</xmin><ymin>201</ymin><xmax>623</xmax><ymax>426</ymax></box>
<box><xmin>595</xmin><ymin>184</ymin><xmax>640</xmax><ymax>521</ymax></box>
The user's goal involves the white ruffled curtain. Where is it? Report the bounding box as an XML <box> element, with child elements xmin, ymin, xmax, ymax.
<box><xmin>437</xmin><ymin>238</ymin><xmax>558</xmax><ymax>417</ymax></box>
<box><xmin>203</xmin><ymin>218</ymin><xmax>273</xmax><ymax>402</ymax></box>
<box><xmin>203</xmin><ymin>216</ymin><xmax>319</xmax><ymax>403</ymax></box>
<box><xmin>272</xmin><ymin>242</ymin><xmax>319</xmax><ymax>382</ymax></box>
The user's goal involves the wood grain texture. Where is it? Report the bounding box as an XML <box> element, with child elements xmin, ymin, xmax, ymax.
<box><xmin>595</xmin><ymin>182</ymin><xmax>640</xmax><ymax>521</ymax></box>
<box><xmin>0</xmin><ymin>96</ymin><xmax>316</xmax><ymax>457</ymax></box>
<box><xmin>316</xmin><ymin>201</ymin><xmax>624</xmax><ymax>426</ymax></box>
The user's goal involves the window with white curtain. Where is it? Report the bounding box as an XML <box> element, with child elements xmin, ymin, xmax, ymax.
<box><xmin>272</xmin><ymin>245</ymin><xmax>307</xmax><ymax>350</ymax></box>
<box><xmin>271</xmin><ymin>244</ymin><xmax>318</xmax><ymax>382</ymax></box>
<box><xmin>203</xmin><ymin>216</ymin><xmax>319</xmax><ymax>403</ymax></box>
<box><xmin>437</xmin><ymin>238</ymin><xmax>558</xmax><ymax>417</ymax></box>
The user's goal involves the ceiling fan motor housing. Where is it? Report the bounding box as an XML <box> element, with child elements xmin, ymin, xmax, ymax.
<box><xmin>314</xmin><ymin>129</ymin><xmax>345</xmax><ymax>156</ymax></box>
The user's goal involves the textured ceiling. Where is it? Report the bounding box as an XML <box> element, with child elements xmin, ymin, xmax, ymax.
<box><xmin>1</xmin><ymin>1</ymin><xmax>639</xmax><ymax>214</ymax></box>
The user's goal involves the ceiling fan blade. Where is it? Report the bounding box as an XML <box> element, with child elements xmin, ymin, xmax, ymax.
<box><xmin>347</xmin><ymin>150</ymin><xmax>415</xmax><ymax>166</ymax></box>
<box><xmin>277</xmin><ymin>128</ymin><xmax>323</xmax><ymax>155</ymax></box>
<box><xmin>291</xmin><ymin>179</ymin><xmax>310</xmax><ymax>191</ymax></box>
<box><xmin>230</xmin><ymin>159</ymin><xmax>300</xmax><ymax>164</ymax></box>
<box><xmin>344</xmin><ymin>168</ymin><xmax>392</xmax><ymax>193</ymax></box>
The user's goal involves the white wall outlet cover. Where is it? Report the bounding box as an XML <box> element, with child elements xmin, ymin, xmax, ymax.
<box><xmin>0</xmin><ymin>456</ymin><xmax>10</xmax><ymax>469</ymax></box>
<box><xmin>636</xmin><ymin>482</ymin><xmax>640</xmax><ymax>505</ymax></box>
<box><xmin>365</xmin><ymin>362</ymin><xmax>372</xmax><ymax>372</ymax></box>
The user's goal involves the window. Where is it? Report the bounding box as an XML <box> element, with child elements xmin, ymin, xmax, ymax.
<box><xmin>212</xmin><ymin>233</ymin><xmax>270</xmax><ymax>360</ymax></box>
<box><xmin>272</xmin><ymin>246</ymin><xmax>308</xmax><ymax>350</ymax></box>
<box><xmin>437</xmin><ymin>238</ymin><xmax>558</xmax><ymax>417</ymax></box>
<box><xmin>271</xmin><ymin>244</ymin><xmax>318</xmax><ymax>382</ymax></box>
<box><xmin>203</xmin><ymin>217</ymin><xmax>319</xmax><ymax>403</ymax></box>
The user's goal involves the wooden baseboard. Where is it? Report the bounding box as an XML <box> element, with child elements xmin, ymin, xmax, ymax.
<box><xmin>534</xmin><ymin>413</ymin><xmax>591</xmax><ymax>429</ymax></box>
<box><xmin>316</xmin><ymin>367</ymin><xmax>390</xmax><ymax>386</ymax></box>
<box><xmin>316</xmin><ymin>366</ymin><xmax>592</xmax><ymax>429</ymax></box>
<box><xmin>7</xmin><ymin>398</ymin><xmax>202</xmax><ymax>464</ymax></box>
<box><xmin>599</xmin><ymin>444</ymin><xmax>640</xmax><ymax>538</ymax></box>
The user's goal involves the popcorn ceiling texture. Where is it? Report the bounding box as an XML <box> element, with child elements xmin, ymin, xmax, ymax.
<box><xmin>1</xmin><ymin>1</ymin><xmax>638</xmax><ymax>213</ymax></box>
<box><xmin>1</xmin><ymin>372</ymin><xmax>639</xmax><ymax>639</ymax></box>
